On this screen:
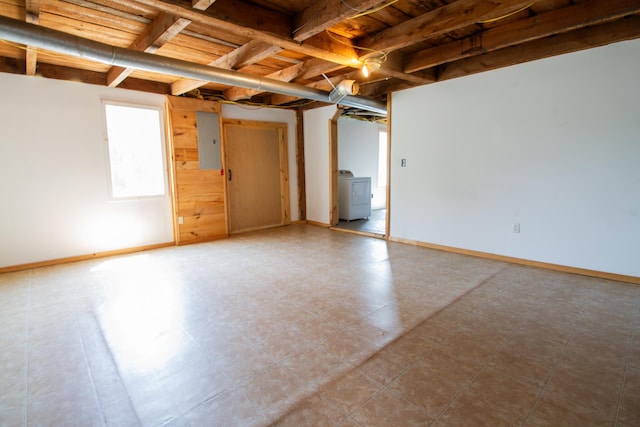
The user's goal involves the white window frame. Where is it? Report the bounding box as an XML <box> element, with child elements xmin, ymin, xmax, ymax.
<box><xmin>102</xmin><ymin>100</ymin><xmax>168</xmax><ymax>200</ymax></box>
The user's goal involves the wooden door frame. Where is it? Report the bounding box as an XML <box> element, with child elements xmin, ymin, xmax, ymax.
<box><xmin>329</xmin><ymin>107</ymin><xmax>343</xmax><ymax>226</ymax></box>
<box><xmin>328</xmin><ymin>105</ymin><xmax>391</xmax><ymax>238</ymax></box>
<box><xmin>222</xmin><ymin>119</ymin><xmax>291</xmax><ymax>233</ymax></box>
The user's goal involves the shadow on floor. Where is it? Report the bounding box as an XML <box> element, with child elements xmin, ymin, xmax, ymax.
<box><xmin>332</xmin><ymin>208</ymin><xmax>386</xmax><ymax>236</ymax></box>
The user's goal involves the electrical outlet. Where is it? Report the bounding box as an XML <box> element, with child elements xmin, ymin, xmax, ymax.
<box><xmin>512</xmin><ymin>223</ymin><xmax>520</xmax><ymax>233</ymax></box>
<box><xmin>401</xmin><ymin>158</ymin><xmax>407</xmax><ymax>167</ymax></box>
<box><xmin>178</xmin><ymin>216</ymin><xmax>184</xmax><ymax>225</ymax></box>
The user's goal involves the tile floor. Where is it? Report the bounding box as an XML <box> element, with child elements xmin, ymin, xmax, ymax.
<box><xmin>333</xmin><ymin>209</ymin><xmax>386</xmax><ymax>236</ymax></box>
<box><xmin>0</xmin><ymin>224</ymin><xmax>638</xmax><ymax>426</ymax></box>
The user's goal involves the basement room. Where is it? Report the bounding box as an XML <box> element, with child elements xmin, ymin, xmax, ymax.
<box><xmin>0</xmin><ymin>0</ymin><xmax>639</xmax><ymax>425</ymax></box>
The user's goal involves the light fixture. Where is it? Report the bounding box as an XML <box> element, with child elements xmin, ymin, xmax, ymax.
<box><xmin>323</xmin><ymin>74</ymin><xmax>360</xmax><ymax>104</ymax></box>
<box><xmin>362</xmin><ymin>56</ymin><xmax>383</xmax><ymax>77</ymax></box>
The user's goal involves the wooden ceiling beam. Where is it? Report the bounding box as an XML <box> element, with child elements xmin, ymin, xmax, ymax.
<box><xmin>111</xmin><ymin>0</ymin><xmax>423</xmax><ymax>85</ymax></box>
<box><xmin>377</xmin><ymin>51</ymin><xmax>435</xmax><ymax>84</ymax></box>
<box><xmin>110</xmin><ymin>0</ymin><xmax>362</xmax><ymax>67</ymax></box>
<box><xmin>405</xmin><ymin>0</ymin><xmax>640</xmax><ymax>73</ymax></box>
<box><xmin>24</xmin><ymin>0</ymin><xmax>41</xmax><ymax>76</ymax></box>
<box><xmin>219</xmin><ymin>55</ymin><xmax>351</xmax><ymax>102</ymax></box>
<box><xmin>359</xmin><ymin>16</ymin><xmax>640</xmax><ymax>95</ymax></box>
<box><xmin>295</xmin><ymin>58</ymin><xmax>346</xmax><ymax>82</ymax></box>
<box><xmin>192</xmin><ymin>0</ymin><xmax>215</xmax><ymax>10</ymax></box>
<box><xmin>292</xmin><ymin>0</ymin><xmax>388</xmax><ymax>41</ymax></box>
<box><xmin>171</xmin><ymin>40</ymin><xmax>282</xmax><ymax>95</ymax></box>
<box><xmin>357</xmin><ymin>78</ymin><xmax>414</xmax><ymax>98</ymax></box>
<box><xmin>257</xmin><ymin>52</ymin><xmax>432</xmax><ymax>104</ymax></box>
<box><xmin>438</xmin><ymin>16</ymin><xmax>640</xmax><ymax>81</ymax></box>
<box><xmin>359</xmin><ymin>0</ymin><xmax>540</xmax><ymax>53</ymax></box>
<box><xmin>223</xmin><ymin>62</ymin><xmax>306</xmax><ymax>100</ymax></box>
<box><xmin>107</xmin><ymin>12</ymin><xmax>190</xmax><ymax>87</ymax></box>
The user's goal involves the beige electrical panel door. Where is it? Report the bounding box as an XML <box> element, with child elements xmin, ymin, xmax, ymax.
<box><xmin>224</xmin><ymin>120</ymin><xmax>290</xmax><ymax>233</ymax></box>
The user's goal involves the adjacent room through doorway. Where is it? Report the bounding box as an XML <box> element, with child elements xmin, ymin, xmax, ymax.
<box><xmin>332</xmin><ymin>114</ymin><xmax>388</xmax><ymax>237</ymax></box>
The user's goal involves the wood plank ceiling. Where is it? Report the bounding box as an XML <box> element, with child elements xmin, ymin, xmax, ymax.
<box><xmin>0</xmin><ymin>0</ymin><xmax>639</xmax><ymax>115</ymax></box>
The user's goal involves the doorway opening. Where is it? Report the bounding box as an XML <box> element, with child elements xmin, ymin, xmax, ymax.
<box><xmin>330</xmin><ymin>112</ymin><xmax>388</xmax><ymax>238</ymax></box>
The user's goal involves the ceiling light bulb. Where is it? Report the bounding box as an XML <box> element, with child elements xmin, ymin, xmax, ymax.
<box><xmin>362</xmin><ymin>57</ymin><xmax>382</xmax><ymax>77</ymax></box>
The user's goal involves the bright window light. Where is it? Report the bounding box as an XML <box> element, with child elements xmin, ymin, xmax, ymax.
<box><xmin>104</xmin><ymin>103</ymin><xmax>165</xmax><ymax>198</ymax></box>
<box><xmin>378</xmin><ymin>130</ymin><xmax>388</xmax><ymax>187</ymax></box>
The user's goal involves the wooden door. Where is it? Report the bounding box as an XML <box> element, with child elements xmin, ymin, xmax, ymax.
<box><xmin>223</xmin><ymin>120</ymin><xmax>290</xmax><ymax>233</ymax></box>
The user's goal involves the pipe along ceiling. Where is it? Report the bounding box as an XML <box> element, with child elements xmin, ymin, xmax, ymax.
<box><xmin>0</xmin><ymin>16</ymin><xmax>388</xmax><ymax>115</ymax></box>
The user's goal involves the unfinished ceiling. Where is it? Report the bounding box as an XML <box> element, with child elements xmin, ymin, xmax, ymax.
<box><xmin>0</xmin><ymin>0</ymin><xmax>639</xmax><ymax>114</ymax></box>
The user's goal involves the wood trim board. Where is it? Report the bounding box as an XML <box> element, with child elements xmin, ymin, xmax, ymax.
<box><xmin>389</xmin><ymin>235</ymin><xmax>640</xmax><ymax>285</ymax></box>
<box><xmin>0</xmin><ymin>242</ymin><xmax>175</xmax><ymax>273</ymax></box>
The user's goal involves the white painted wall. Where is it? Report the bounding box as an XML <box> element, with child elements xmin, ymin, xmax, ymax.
<box><xmin>0</xmin><ymin>74</ymin><xmax>173</xmax><ymax>268</ymax></box>
<box><xmin>391</xmin><ymin>40</ymin><xmax>640</xmax><ymax>277</ymax></box>
<box><xmin>221</xmin><ymin>104</ymin><xmax>299</xmax><ymax>222</ymax></box>
<box><xmin>338</xmin><ymin>117</ymin><xmax>386</xmax><ymax>210</ymax></box>
<box><xmin>303</xmin><ymin>105</ymin><xmax>337</xmax><ymax>225</ymax></box>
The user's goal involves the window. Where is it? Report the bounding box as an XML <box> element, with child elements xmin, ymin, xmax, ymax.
<box><xmin>104</xmin><ymin>103</ymin><xmax>166</xmax><ymax>198</ymax></box>
<box><xmin>378</xmin><ymin>130</ymin><xmax>388</xmax><ymax>187</ymax></box>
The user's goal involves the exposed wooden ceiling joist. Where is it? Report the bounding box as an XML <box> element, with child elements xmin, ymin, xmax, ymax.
<box><xmin>438</xmin><ymin>15</ymin><xmax>640</xmax><ymax>81</ymax></box>
<box><xmin>191</xmin><ymin>0</ymin><xmax>216</xmax><ymax>10</ymax></box>
<box><xmin>292</xmin><ymin>0</ymin><xmax>389</xmax><ymax>41</ymax></box>
<box><xmin>108</xmin><ymin>12</ymin><xmax>190</xmax><ymax>87</ymax></box>
<box><xmin>1</xmin><ymin>0</ymin><xmax>638</xmax><ymax>113</ymax></box>
<box><xmin>358</xmin><ymin>0</ymin><xmax>540</xmax><ymax>53</ymax></box>
<box><xmin>171</xmin><ymin>40</ymin><xmax>283</xmax><ymax>95</ymax></box>
<box><xmin>106</xmin><ymin>0</ymin><xmax>361</xmax><ymax>67</ymax></box>
<box><xmin>24</xmin><ymin>0</ymin><xmax>40</xmax><ymax>76</ymax></box>
<box><xmin>404</xmin><ymin>0</ymin><xmax>640</xmax><ymax>73</ymax></box>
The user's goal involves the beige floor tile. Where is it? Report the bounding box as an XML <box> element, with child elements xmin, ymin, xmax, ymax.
<box><xmin>622</xmin><ymin>366</ymin><xmax>640</xmax><ymax>398</ymax></box>
<box><xmin>319</xmin><ymin>368</ymin><xmax>382</xmax><ymax>415</ymax></box>
<box><xmin>629</xmin><ymin>337</ymin><xmax>640</xmax><ymax>369</ymax></box>
<box><xmin>211</xmin><ymin>344</ymin><xmax>276</xmax><ymax>384</ymax></box>
<box><xmin>320</xmin><ymin>329</ymin><xmax>380</xmax><ymax>364</ymax></box>
<box><xmin>543</xmin><ymin>367</ymin><xmax>622</xmax><ymax>420</ymax></box>
<box><xmin>280</xmin><ymin>346</ymin><xmax>345</xmax><ymax>386</ymax></box>
<box><xmin>357</xmin><ymin>348</ymin><xmax>411</xmax><ymax>386</ymax></box>
<box><xmin>503</xmin><ymin>330</ymin><xmax>568</xmax><ymax>365</ymax></box>
<box><xmin>410</xmin><ymin>319</ymin><xmax>453</xmax><ymax>343</ymax></box>
<box><xmin>465</xmin><ymin>366</ymin><xmax>541</xmax><ymax>419</ymax></box>
<box><xmin>0</xmin><ymin>224</ymin><xmax>635</xmax><ymax>426</ymax></box>
<box><xmin>335</xmin><ymin>418</ymin><xmax>362</xmax><ymax>427</ymax></box>
<box><xmin>346</xmin><ymin>319</ymin><xmax>400</xmax><ymax>348</ymax></box>
<box><xmin>437</xmin><ymin>389</ymin><xmax>528</xmax><ymax>427</ymax></box>
<box><xmin>351</xmin><ymin>388</ymin><xmax>433</xmax><ymax>426</ymax></box>
<box><xmin>162</xmin><ymin>362</ymin><xmax>236</xmax><ymax>414</ymax></box>
<box><xmin>526</xmin><ymin>392</ymin><xmax>613</xmax><ymax>426</ymax></box>
<box><xmin>270</xmin><ymin>392</ymin><xmax>345</xmax><ymax>427</ymax></box>
<box><xmin>27</xmin><ymin>384</ymin><xmax>102</xmax><ymax>426</ymax></box>
<box><xmin>183</xmin><ymin>388</ymin><xmax>263</xmax><ymax>426</ymax></box>
<box><xmin>0</xmin><ymin>391</ymin><xmax>26</xmax><ymax>427</ymax></box>
<box><xmin>387</xmin><ymin>365</ymin><xmax>460</xmax><ymax>418</ymax></box>
<box><xmin>240</xmin><ymin>365</ymin><xmax>307</xmax><ymax>416</ymax></box>
<box><xmin>617</xmin><ymin>392</ymin><xmax>640</xmax><ymax>427</ymax></box>
<box><xmin>384</xmin><ymin>329</ymin><xmax>436</xmax><ymax>362</ymax></box>
<box><xmin>414</xmin><ymin>345</ymin><xmax>479</xmax><ymax>387</ymax></box>
<box><xmin>258</xmin><ymin>327</ymin><xmax>312</xmax><ymax>357</ymax></box>
<box><xmin>101</xmin><ymin>398</ymin><xmax>141</xmax><ymax>427</ymax></box>
<box><xmin>487</xmin><ymin>347</ymin><xmax>555</xmax><ymax>388</ymax></box>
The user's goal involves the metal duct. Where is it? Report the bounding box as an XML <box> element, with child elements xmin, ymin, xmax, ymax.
<box><xmin>0</xmin><ymin>16</ymin><xmax>387</xmax><ymax>115</ymax></box>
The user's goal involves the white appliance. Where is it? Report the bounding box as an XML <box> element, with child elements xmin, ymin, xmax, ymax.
<box><xmin>338</xmin><ymin>170</ymin><xmax>372</xmax><ymax>221</ymax></box>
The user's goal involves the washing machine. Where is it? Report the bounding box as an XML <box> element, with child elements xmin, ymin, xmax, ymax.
<box><xmin>338</xmin><ymin>170</ymin><xmax>372</xmax><ymax>221</ymax></box>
